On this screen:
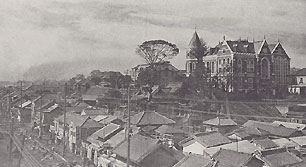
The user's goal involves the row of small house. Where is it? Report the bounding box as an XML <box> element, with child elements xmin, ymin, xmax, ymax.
<box><xmin>4</xmin><ymin>84</ymin><xmax>306</xmax><ymax>167</ymax></box>
<box><xmin>46</xmin><ymin>102</ymin><xmax>306</xmax><ymax>167</ymax></box>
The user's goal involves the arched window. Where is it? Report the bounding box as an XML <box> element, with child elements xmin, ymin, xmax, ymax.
<box><xmin>193</xmin><ymin>62</ymin><xmax>196</xmax><ymax>70</ymax></box>
<box><xmin>261</xmin><ymin>58</ymin><xmax>270</xmax><ymax>79</ymax></box>
<box><xmin>242</xmin><ymin>60</ymin><xmax>247</xmax><ymax>73</ymax></box>
<box><xmin>237</xmin><ymin>59</ymin><xmax>242</xmax><ymax>73</ymax></box>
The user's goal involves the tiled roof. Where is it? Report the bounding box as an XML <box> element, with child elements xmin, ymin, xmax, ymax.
<box><xmin>204</xmin><ymin>140</ymin><xmax>258</xmax><ymax>156</ymax></box>
<box><xmin>203</xmin><ymin>117</ymin><xmax>237</xmax><ymax>126</ymax></box>
<box><xmin>98</xmin><ymin>115</ymin><xmax>119</xmax><ymax>125</ymax></box>
<box><xmin>189</xmin><ymin>31</ymin><xmax>202</xmax><ymax>49</ymax></box>
<box><xmin>194</xmin><ymin>131</ymin><xmax>231</xmax><ymax>148</ymax></box>
<box><xmin>273</xmin><ymin>121</ymin><xmax>306</xmax><ymax>130</ymax></box>
<box><xmin>84</xmin><ymin>86</ymin><xmax>114</xmax><ymax>96</ymax></box>
<box><xmin>290</xmin><ymin>136</ymin><xmax>306</xmax><ymax>147</ymax></box>
<box><xmin>243</xmin><ymin>120</ymin><xmax>299</xmax><ymax>137</ymax></box>
<box><xmin>81</xmin><ymin>118</ymin><xmax>103</xmax><ymax>129</ymax></box>
<box><xmin>112</xmin><ymin>134</ymin><xmax>160</xmax><ymax>164</ymax></box>
<box><xmin>226</xmin><ymin>40</ymin><xmax>255</xmax><ymax>53</ymax></box>
<box><xmin>262</xmin><ymin>149</ymin><xmax>303</xmax><ymax>167</ymax></box>
<box><xmin>81</xmin><ymin>108</ymin><xmax>108</xmax><ymax>116</ymax></box>
<box><xmin>213</xmin><ymin>149</ymin><xmax>253</xmax><ymax>167</ymax></box>
<box><xmin>272</xmin><ymin>138</ymin><xmax>298</xmax><ymax>148</ymax></box>
<box><xmin>89</xmin><ymin>123</ymin><xmax>121</xmax><ymax>142</ymax></box>
<box><xmin>295</xmin><ymin>68</ymin><xmax>306</xmax><ymax>76</ymax></box>
<box><xmin>93</xmin><ymin>115</ymin><xmax>109</xmax><ymax>122</ymax></box>
<box><xmin>75</xmin><ymin>102</ymin><xmax>91</xmax><ymax>108</ymax></box>
<box><xmin>104</xmin><ymin>130</ymin><xmax>126</xmax><ymax>148</ymax></box>
<box><xmin>56</xmin><ymin>112</ymin><xmax>88</xmax><ymax>127</ymax></box>
<box><xmin>231</xmin><ymin>126</ymin><xmax>269</xmax><ymax>139</ymax></box>
<box><xmin>130</xmin><ymin>111</ymin><xmax>175</xmax><ymax>126</ymax></box>
<box><xmin>155</xmin><ymin>125</ymin><xmax>185</xmax><ymax>134</ymax></box>
<box><xmin>173</xmin><ymin>154</ymin><xmax>214</xmax><ymax>167</ymax></box>
<box><xmin>253</xmin><ymin>138</ymin><xmax>278</xmax><ymax>150</ymax></box>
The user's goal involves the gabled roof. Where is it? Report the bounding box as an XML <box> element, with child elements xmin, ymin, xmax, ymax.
<box><xmin>272</xmin><ymin>138</ymin><xmax>298</xmax><ymax>148</ymax></box>
<box><xmin>81</xmin><ymin>108</ymin><xmax>108</xmax><ymax>116</ymax></box>
<box><xmin>88</xmin><ymin>123</ymin><xmax>121</xmax><ymax>142</ymax></box>
<box><xmin>273</xmin><ymin>121</ymin><xmax>306</xmax><ymax>130</ymax></box>
<box><xmin>83</xmin><ymin>86</ymin><xmax>114</xmax><ymax>96</ymax></box>
<box><xmin>81</xmin><ymin>118</ymin><xmax>103</xmax><ymax>129</ymax></box>
<box><xmin>253</xmin><ymin>138</ymin><xmax>278</xmax><ymax>150</ymax></box>
<box><xmin>290</xmin><ymin>136</ymin><xmax>306</xmax><ymax>147</ymax></box>
<box><xmin>112</xmin><ymin>134</ymin><xmax>160</xmax><ymax>164</ymax></box>
<box><xmin>130</xmin><ymin>111</ymin><xmax>175</xmax><ymax>126</ymax></box>
<box><xmin>230</xmin><ymin>126</ymin><xmax>269</xmax><ymax>139</ymax></box>
<box><xmin>155</xmin><ymin>125</ymin><xmax>185</xmax><ymax>135</ymax></box>
<box><xmin>75</xmin><ymin>102</ymin><xmax>91</xmax><ymax>108</ymax></box>
<box><xmin>243</xmin><ymin>120</ymin><xmax>300</xmax><ymax>137</ymax></box>
<box><xmin>193</xmin><ymin>131</ymin><xmax>231</xmax><ymax>148</ymax></box>
<box><xmin>189</xmin><ymin>31</ymin><xmax>202</xmax><ymax>49</ymax></box>
<box><xmin>204</xmin><ymin>140</ymin><xmax>258</xmax><ymax>156</ymax></box>
<box><xmin>56</xmin><ymin>112</ymin><xmax>88</xmax><ymax>127</ymax></box>
<box><xmin>104</xmin><ymin>130</ymin><xmax>126</xmax><ymax>148</ymax></box>
<box><xmin>173</xmin><ymin>154</ymin><xmax>214</xmax><ymax>167</ymax></box>
<box><xmin>213</xmin><ymin>149</ymin><xmax>253</xmax><ymax>167</ymax></box>
<box><xmin>261</xmin><ymin>148</ymin><xmax>303</xmax><ymax>167</ymax></box>
<box><xmin>203</xmin><ymin>117</ymin><xmax>237</xmax><ymax>126</ymax></box>
<box><xmin>295</xmin><ymin>68</ymin><xmax>306</xmax><ymax>76</ymax></box>
<box><xmin>226</xmin><ymin>40</ymin><xmax>255</xmax><ymax>53</ymax></box>
<box><xmin>43</xmin><ymin>104</ymin><xmax>61</xmax><ymax>113</ymax></box>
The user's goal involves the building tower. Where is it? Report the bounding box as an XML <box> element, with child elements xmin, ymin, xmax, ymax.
<box><xmin>186</xmin><ymin>31</ymin><xmax>203</xmax><ymax>76</ymax></box>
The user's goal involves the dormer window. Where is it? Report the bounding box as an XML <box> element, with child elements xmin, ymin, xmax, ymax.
<box><xmin>244</xmin><ymin>45</ymin><xmax>248</xmax><ymax>52</ymax></box>
<box><xmin>233</xmin><ymin>44</ymin><xmax>237</xmax><ymax>52</ymax></box>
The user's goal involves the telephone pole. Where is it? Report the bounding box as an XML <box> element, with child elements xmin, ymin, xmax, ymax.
<box><xmin>127</xmin><ymin>86</ymin><xmax>131</xmax><ymax>167</ymax></box>
<box><xmin>8</xmin><ymin>93</ymin><xmax>13</xmax><ymax>166</ymax></box>
<box><xmin>62</xmin><ymin>83</ymin><xmax>67</xmax><ymax>157</ymax></box>
<box><xmin>39</xmin><ymin>81</ymin><xmax>44</xmax><ymax>139</ymax></box>
<box><xmin>17</xmin><ymin>80</ymin><xmax>24</xmax><ymax>167</ymax></box>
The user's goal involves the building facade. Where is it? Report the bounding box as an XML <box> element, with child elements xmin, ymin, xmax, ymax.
<box><xmin>186</xmin><ymin>31</ymin><xmax>290</xmax><ymax>97</ymax></box>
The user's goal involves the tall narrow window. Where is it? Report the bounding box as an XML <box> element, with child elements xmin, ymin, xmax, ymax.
<box><xmin>237</xmin><ymin>59</ymin><xmax>242</xmax><ymax>73</ymax></box>
<box><xmin>261</xmin><ymin>58</ymin><xmax>270</xmax><ymax>79</ymax></box>
<box><xmin>242</xmin><ymin>60</ymin><xmax>247</xmax><ymax>73</ymax></box>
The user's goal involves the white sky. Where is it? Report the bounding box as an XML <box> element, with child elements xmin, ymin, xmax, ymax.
<box><xmin>0</xmin><ymin>0</ymin><xmax>305</xmax><ymax>80</ymax></box>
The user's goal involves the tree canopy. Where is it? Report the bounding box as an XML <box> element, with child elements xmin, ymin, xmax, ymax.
<box><xmin>136</xmin><ymin>40</ymin><xmax>179</xmax><ymax>65</ymax></box>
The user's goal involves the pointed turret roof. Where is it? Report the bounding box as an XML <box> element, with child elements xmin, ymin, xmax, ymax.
<box><xmin>189</xmin><ymin>31</ymin><xmax>202</xmax><ymax>49</ymax></box>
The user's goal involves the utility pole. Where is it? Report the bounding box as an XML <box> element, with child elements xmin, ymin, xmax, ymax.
<box><xmin>127</xmin><ymin>86</ymin><xmax>131</xmax><ymax>167</ymax></box>
<box><xmin>17</xmin><ymin>80</ymin><xmax>24</xmax><ymax>167</ymax></box>
<box><xmin>63</xmin><ymin>83</ymin><xmax>67</xmax><ymax>157</ymax></box>
<box><xmin>39</xmin><ymin>81</ymin><xmax>44</xmax><ymax>139</ymax></box>
<box><xmin>8</xmin><ymin>93</ymin><xmax>13</xmax><ymax>166</ymax></box>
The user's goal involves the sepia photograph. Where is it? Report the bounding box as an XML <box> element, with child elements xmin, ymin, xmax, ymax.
<box><xmin>0</xmin><ymin>0</ymin><xmax>306</xmax><ymax>166</ymax></box>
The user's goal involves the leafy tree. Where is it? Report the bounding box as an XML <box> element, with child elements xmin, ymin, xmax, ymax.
<box><xmin>136</xmin><ymin>68</ymin><xmax>157</xmax><ymax>86</ymax></box>
<box><xmin>136</xmin><ymin>40</ymin><xmax>179</xmax><ymax>66</ymax></box>
<box><xmin>117</xmin><ymin>75</ymin><xmax>133</xmax><ymax>89</ymax></box>
<box><xmin>189</xmin><ymin>38</ymin><xmax>209</xmax><ymax>97</ymax></box>
<box><xmin>90</xmin><ymin>76</ymin><xmax>102</xmax><ymax>85</ymax></box>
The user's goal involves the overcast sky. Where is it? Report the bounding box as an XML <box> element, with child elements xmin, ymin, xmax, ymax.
<box><xmin>0</xmin><ymin>0</ymin><xmax>305</xmax><ymax>81</ymax></box>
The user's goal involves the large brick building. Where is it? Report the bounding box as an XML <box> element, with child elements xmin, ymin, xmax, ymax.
<box><xmin>186</xmin><ymin>31</ymin><xmax>290</xmax><ymax>97</ymax></box>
